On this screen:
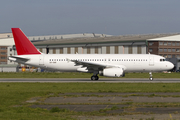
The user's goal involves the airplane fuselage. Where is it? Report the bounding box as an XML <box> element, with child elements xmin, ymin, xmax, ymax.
<box><xmin>13</xmin><ymin>54</ymin><xmax>173</xmax><ymax>72</ymax></box>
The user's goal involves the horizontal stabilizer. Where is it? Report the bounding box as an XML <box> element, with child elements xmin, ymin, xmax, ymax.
<box><xmin>8</xmin><ymin>56</ymin><xmax>30</xmax><ymax>62</ymax></box>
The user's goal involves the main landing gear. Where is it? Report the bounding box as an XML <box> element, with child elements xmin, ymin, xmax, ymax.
<box><xmin>149</xmin><ymin>72</ymin><xmax>153</xmax><ymax>81</ymax></box>
<box><xmin>91</xmin><ymin>75</ymin><xmax>99</xmax><ymax>80</ymax></box>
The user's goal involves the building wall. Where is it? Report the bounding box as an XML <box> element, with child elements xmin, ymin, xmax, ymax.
<box><xmin>148</xmin><ymin>41</ymin><xmax>180</xmax><ymax>58</ymax></box>
<box><xmin>39</xmin><ymin>45</ymin><xmax>146</xmax><ymax>54</ymax></box>
<box><xmin>0</xmin><ymin>46</ymin><xmax>7</xmax><ymax>64</ymax></box>
<box><xmin>7</xmin><ymin>46</ymin><xmax>14</xmax><ymax>64</ymax></box>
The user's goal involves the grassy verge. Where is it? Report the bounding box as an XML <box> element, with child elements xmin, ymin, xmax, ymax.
<box><xmin>0</xmin><ymin>72</ymin><xmax>179</xmax><ymax>78</ymax></box>
<box><xmin>0</xmin><ymin>83</ymin><xmax>180</xmax><ymax>119</ymax></box>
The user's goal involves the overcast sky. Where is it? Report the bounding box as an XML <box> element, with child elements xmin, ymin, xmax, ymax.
<box><xmin>0</xmin><ymin>0</ymin><xmax>180</xmax><ymax>36</ymax></box>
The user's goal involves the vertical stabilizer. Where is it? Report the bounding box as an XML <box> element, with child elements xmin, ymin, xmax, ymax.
<box><xmin>11</xmin><ymin>28</ymin><xmax>41</xmax><ymax>55</ymax></box>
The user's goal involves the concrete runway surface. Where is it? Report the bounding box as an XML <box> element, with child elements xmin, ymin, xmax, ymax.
<box><xmin>0</xmin><ymin>78</ymin><xmax>180</xmax><ymax>83</ymax></box>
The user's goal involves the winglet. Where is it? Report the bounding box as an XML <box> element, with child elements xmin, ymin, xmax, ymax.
<box><xmin>11</xmin><ymin>28</ymin><xmax>41</xmax><ymax>55</ymax></box>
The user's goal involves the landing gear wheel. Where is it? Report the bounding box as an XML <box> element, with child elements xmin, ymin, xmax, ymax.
<box><xmin>95</xmin><ymin>76</ymin><xmax>99</xmax><ymax>81</ymax></box>
<box><xmin>91</xmin><ymin>76</ymin><xmax>96</xmax><ymax>80</ymax></box>
<box><xmin>149</xmin><ymin>77</ymin><xmax>153</xmax><ymax>81</ymax></box>
<box><xmin>91</xmin><ymin>75</ymin><xmax>99</xmax><ymax>81</ymax></box>
<box><xmin>149</xmin><ymin>72</ymin><xmax>153</xmax><ymax>81</ymax></box>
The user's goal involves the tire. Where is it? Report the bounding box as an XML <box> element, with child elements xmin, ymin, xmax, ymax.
<box><xmin>91</xmin><ymin>76</ymin><xmax>96</xmax><ymax>81</ymax></box>
<box><xmin>95</xmin><ymin>76</ymin><xmax>99</xmax><ymax>80</ymax></box>
<box><xmin>149</xmin><ymin>77</ymin><xmax>153</xmax><ymax>81</ymax></box>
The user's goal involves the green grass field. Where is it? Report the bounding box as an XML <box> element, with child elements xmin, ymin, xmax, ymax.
<box><xmin>0</xmin><ymin>72</ymin><xmax>179</xmax><ymax>78</ymax></box>
<box><xmin>0</xmin><ymin>82</ymin><xmax>180</xmax><ymax>119</ymax></box>
<box><xmin>0</xmin><ymin>72</ymin><xmax>179</xmax><ymax>119</ymax></box>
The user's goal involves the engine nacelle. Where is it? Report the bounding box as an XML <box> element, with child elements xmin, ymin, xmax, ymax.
<box><xmin>99</xmin><ymin>68</ymin><xmax>125</xmax><ymax>77</ymax></box>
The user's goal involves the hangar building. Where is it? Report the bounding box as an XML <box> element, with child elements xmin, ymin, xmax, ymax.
<box><xmin>31</xmin><ymin>33</ymin><xmax>180</xmax><ymax>59</ymax></box>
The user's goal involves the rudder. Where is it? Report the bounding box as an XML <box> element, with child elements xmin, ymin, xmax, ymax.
<box><xmin>11</xmin><ymin>28</ymin><xmax>41</xmax><ymax>55</ymax></box>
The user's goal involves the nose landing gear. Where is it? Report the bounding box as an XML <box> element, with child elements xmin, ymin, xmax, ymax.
<box><xmin>149</xmin><ymin>72</ymin><xmax>153</xmax><ymax>81</ymax></box>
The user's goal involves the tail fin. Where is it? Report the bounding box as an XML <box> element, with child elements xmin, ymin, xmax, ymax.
<box><xmin>11</xmin><ymin>28</ymin><xmax>41</xmax><ymax>55</ymax></box>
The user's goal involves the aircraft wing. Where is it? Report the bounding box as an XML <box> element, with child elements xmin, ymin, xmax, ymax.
<box><xmin>70</xmin><ymin>59</ymin><xmax>126</xmax><ymax>71</ymax></box>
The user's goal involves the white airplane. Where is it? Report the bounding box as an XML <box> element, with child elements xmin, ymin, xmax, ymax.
<box><xmin>9</xmin><ymin>28</ymin><xmax>174</xmax><ymax>81</ymax></box>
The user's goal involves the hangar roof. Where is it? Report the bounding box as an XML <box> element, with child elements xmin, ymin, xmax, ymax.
<box><xmin>148</xmin><ymin>34</ymin><xmax>180</xmax><ymax>41</ymax></box>
<box><xmin>33</xmin><ymin>33</ymin><xmax>180</xmax><ymax>46</ymax></box>
<box><xmin>1</xmin><ymin>32</ymin><xmax>180</xmax><ymax>47</ymax></box>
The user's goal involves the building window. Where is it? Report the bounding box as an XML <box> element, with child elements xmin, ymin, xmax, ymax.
<box><xmin>172</xmin><ymin>42</ymin><xmax>175</xmax><ymax>46</ymax></box>
<box><xmin>159</xmin><ymin>42</ymin><xmax>163</xmax><ymax>45</ymax></box>
<box><xmin>164</xmin><ymin>42</ymin><xmax>167</xmax><ymax>46</ymax></box>
<box><xmin>167</xmin><ymin>55</ymin><xmax>171</xmax><ymax>58</ymax></box>
<box><xmin>164</xmin><ymin>48</ymin><xmax>167</xmax><ymax>52</ymax></box>
<box><xmin>176</xmin><ymin>42</ymin><xmax>180</xmax><ymax>46</ymax></box>
<box><xmin>164</xmin><ymin>54</ymin><xmax>167</xmax><ymax>58</ymax></box>
<box><xmin>1</xmin><ymin>47</ymin><xmax>7</xmax><ymax>50</ymax></box>
<box><xmin>1</xmin><ymin>57</ymin><xmax>6</xmax><ymax>59</ymax></box>
<box><xmin>168</xmin><ymin>42</ymin><xmax>171</xmax><ymax>46</ymax></box>
<box><xmin>149</xmin><ymin>48</ymin><xmax>153</xmax><ymax>52</ymax></box>
<box><xmin>168</xmin><ymin>49</ymin><xmax>171</xmax><ymax>52</ymax></box>
<box><xmin>149</xmin><ymin>42</ymin><xmax>153</xmax><ymax>46</ymax></box>
<box><xmin>172</xmin><ymin>49</ymin><xmax>176</xmax><ymax>52</ymax></box>
<box><xmin>159</xmin><ymin>48</ymin><xmax>163</xmax><ymax>52</ymax></box>
<box><xmin>176</xmin><ymin>49</ymin><xmax>180</xmax><ymax>52</ymax></box>
<box><xmin>1</xmin><ymin>52</ymin><xmax>6</xmax><ymax>55</ymax></box>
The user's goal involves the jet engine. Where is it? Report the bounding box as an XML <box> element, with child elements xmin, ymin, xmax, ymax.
<box><xmin>99</xmin><ymin>68</ymin><xmax>125</xmax><ymax>77</ymax></box>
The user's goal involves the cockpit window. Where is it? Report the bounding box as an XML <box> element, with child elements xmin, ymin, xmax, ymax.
<box><xmin>160</xmin><ymin>59</ymin><xmax>166</xmax><ymax>62</ymax></box>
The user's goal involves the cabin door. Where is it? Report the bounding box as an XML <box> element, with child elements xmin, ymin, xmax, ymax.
<box><xmin>149</xmin><ymin>56</ymin><xmax>154</xmax><ymax>66</ymax></box>
<box><xmin>39</xmin><ymin>55</ymin><xmax>44</xmax><ymax>65</ymax></box>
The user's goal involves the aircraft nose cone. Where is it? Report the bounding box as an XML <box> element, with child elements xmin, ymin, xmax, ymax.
<box><xmin>168</xmin><ymin>62</ymin><xmax>174</xmax><ymax>69</ymax></box>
